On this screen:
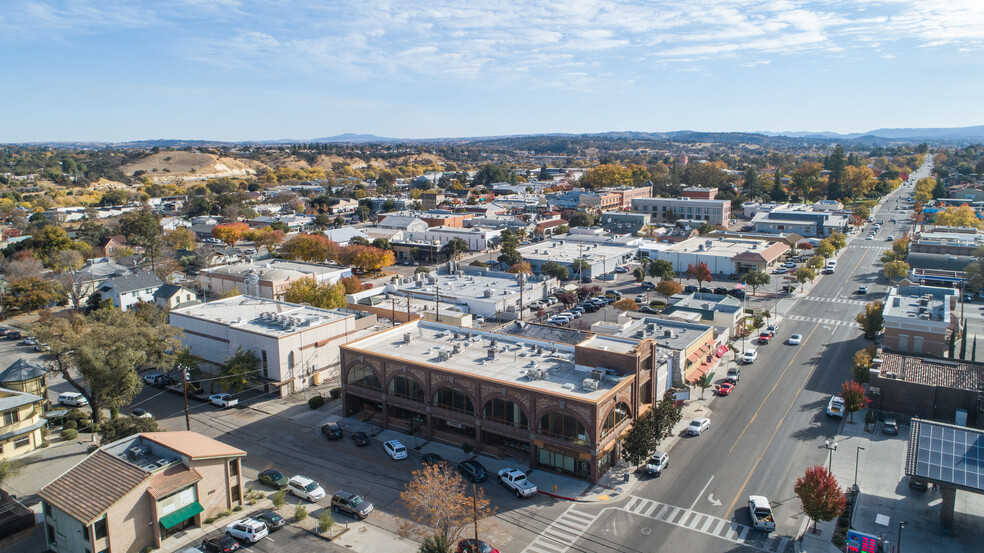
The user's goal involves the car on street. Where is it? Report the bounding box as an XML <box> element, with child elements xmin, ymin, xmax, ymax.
<box><xmin>645</xmin><ymin>451</ymin><xmax>669</xmax><ymax>476</ymax></box>
<box><xmin>209</xmin><ymin>393</ymin><xmax>239</xmax><ymax>408</ymax></box>
<box><xmin>766</xmin><ymin>323</ymin><xmax>779</xmax><ymax>334</ymax></box>
<box><xmin>687</xmin><ymin>418</ymin><xmax>711</xmax><ymax>436</ymax></box>
<box><xmin>384</xmin><ymin>440</ymin><xmax>408</xmax><ymax>460</ymax></box>
<box><xmin>474</xmin><ymin>316</ymin><xmax>485</xmax><ymax>324</ymax></box>
<box><xmin>613</xmin><ymin>266</ymin><xmax>628</xmax><ymax>273</ymax></box>
<box><xmin>634</xmin><ymin>295</ymin><xmax>646</xmax><ymax>303</ymax></box>
<box><xmin>787</xmin><ymin>334</ymin><xmax>802</xmax><ymax>345</ymax></box>
<box><xmin>458</xmin><ymin>460</ymin><xmax>488</xmax><ymax>482</ymax></box>
<box><xmin>457</xmin><ymin>539</ymin><xmax>500</xmax><ymax>553</ymax></box>
<box><xmin>726</xmin><ymin>368</ymin><xmax>740</xmax><ymax>384</ymax></box>
<box><xmin>888</xmin><ymin>235</ymin><xmax>895</xmax><ymax>241</ymax></box>
<box><xmin>498</xmin><ymin>468</ymin><xmax>537</xmax><ymax>498</ymax></box>
<box><xmin>202</xmin><ymin>535</ymin><xmax>240</xmax><ymax>553</ymax></box>
<box><xmin>757</xmin><ymin>333</ymin><xmax>772</xmax><ymax>345</ymax></box>
<box><xmin>642</xmin><ymin>281</ymin><xmax>656</xmax><ymax>290</ymax></box>
<box><xmin>321</xmin><ymin>421</ymin><xmax>343</xmax><ymax>440</ymax></box>
<box><xmin>882</xmin><ymin>418</ymin><xmax>899</xmax><ymax>435</ymax></box>
<box><xmin>773</xmin><ymin>267</ymin><xmax>787</xmax><ymax>274</ymax></box>
<box><xmin>783</xmin><ymin>262</ymin><xmax>797</xmax><ymax>268</ymax></box>
<box><xmin>421</xmin><ymin>453</ymin><xmax>445</xmax><ymax>466</ymax></box>
<box><xmin>57</xmin><ymin>392</ymin><xmax>89</xmax><ymax>407</ymax></box>
<box><xmin>253</xmin><ymin>511</ymin><xmax>285</xmax><ymax>532</ymax></box>
<box><xmin>225</xmin><ymin>518</ymin><xmax>268</xmax><ymax>545</ymax></box>
<box><xmin>742</xmin><ymin>349</ymin><xmax>758</xmax><ymax>363</ymax></box>
<box><xmin>865</xmin><ymin>235</ymin><xmax>874</xmax><ymax>240</ymax></box>
<box><xmin>717</xmin><ymin>382</ymin><xmax>735</xmax><ymax>396</ymax></box>
<box><xmin>351</xmin><ymin>431</ymin><xmax>370</xmax><ymax>447</ymax></box>
<box><xmin>257</xmin><ymin>469</ymin><xmax>288</xmax><ymax>489</ymax></box>
<box><xmin>331</xmin><ymin>490</ymin><xmax>374</xmax><ymax>519</ymax></box>
<box><xmin>856</xmin><ymin>286</ymin><xmax>867</xmax><ymax>294</ymax></box>
<box><xmin>287</xmin><ymin>475</ymin><xmax>325</xmax><ymax>502</ymax></box>
<box><xmin>131</xmin><ymin>408</ymin><xmax>153</xmax><ymax>419</ymax></box>
<box><xmin>684</xmin><ymin>285</ymin><xmax>699</xmax><ymax>293</ymax></box>
<box><xmin>826</xmin><ymin>396</ymin><xmax>845</xmax><ymax>418</ymax></box>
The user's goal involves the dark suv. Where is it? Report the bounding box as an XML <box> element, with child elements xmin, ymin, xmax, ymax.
<box><xmin>457</xmin><ymin>460</ymin><xmax>488</xmax><ymax>482</ymax></box>
<box><xmin>202</xmin><ymin>535</ymin><xmax>239</xmax><ymax>553</ymax></box>
<box><xmin>321</xmin><ymin>422</ymin><xmax>343</xmax><ymax>440</ymax></box>
<box><xmin>331</xmin><ymin>490</ymin><xmax>374</xmax><ymax>520</ymax></box>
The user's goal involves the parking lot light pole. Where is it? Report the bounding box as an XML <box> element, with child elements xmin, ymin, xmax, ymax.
<box><xmin>898</xmin><ymin>521</ymin><xmax>908</xmax><ymax>553</ymax></box>
<box><xmin>855</xmin><ymin>446</ymin><xmax>865</xmax><ymax>487</ymax></box>
<box><xmin>824</xmin><ymin>439</ymin><xmax>838</xmax><ymax>472</ymax></box>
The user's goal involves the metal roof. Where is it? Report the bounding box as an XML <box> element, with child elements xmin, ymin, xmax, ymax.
<box><xmin>906</xmin><ymin>419</ymin><xmax>984</xmax><ymax>493</ymax></box>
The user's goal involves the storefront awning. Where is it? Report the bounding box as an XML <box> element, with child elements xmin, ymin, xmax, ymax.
<box><xmin>159</xmin><ymin>501</ymin><xmax>203</xmax><ymax>529</ymax></box>
<box><xmin>715</xmin><ymin>345</ymin><xmax>729</xmax><ymax>357</ymax></box>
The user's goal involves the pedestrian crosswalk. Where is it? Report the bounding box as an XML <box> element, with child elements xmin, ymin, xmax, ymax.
<box><xmin>620</xmin><ymin>496</ymin><xmax>794</xmax><ymax>553</ymax></box>
<box><xmin>800</xmin><ymin>296</ymin><xmax>868</xmax><ymax>306</ymax></box>
<box><xmin>848</xmin><ymin>244</ymin><xmax>890</xmax><ymax>251</ymax></box>
<box><xmin>521</xmin><ymin>506</ymin><xmax>599</xmax><ymax>553</ymax></box>
<box><xmin>785</xmin><ymin>314</ymin><xmax>861</xmax><ymax>329</ymax></box>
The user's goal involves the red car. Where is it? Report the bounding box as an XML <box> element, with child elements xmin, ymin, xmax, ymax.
<box><xmin>457</xmin><ymin>539</ymin><xmax>499</xmax><ymax>553</ymax></box>
<box><xmin>758</xmin><ymin>333</ymin><xmax>772</xmax><ymax>344</ymax></box>
<box><xmin>718</xmin><ymin>382</ymin><xmax>735</xmax><ymax>396</ymax></box>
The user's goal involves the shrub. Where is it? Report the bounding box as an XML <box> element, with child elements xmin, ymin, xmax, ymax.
<box><xmin>64</xmin><ymin>420</ymin><xmax>77</xmax><ymax>430</ymax></box>
<box><xmin>221</xmin><ymin>509</ymin><xmax>231</xmax><ymax>517</ymax></box>
<box><xmin>308</xmin><ymin>395</ymin><xmax>325</xmax><ymax>410</ymax></box>
<box><xmin>233</xmin><ymin>505</ymin><xmax>243</xmax><ymax>512</ymax></box>
<box><xmin>318</xmin><ymin>510</ymin><xmax>334</xmax><ymax>534</ymax></box>
<box><xmin>66</xmin><ymin>408</ymin><xmax>85</xmax><ymax>422</ymax></box>
<box><xmin>272</xmin><ymin>490</ymin><xmax>286</xmax><ymax>509</ymax></box>
<box><xmin>79</xmin><ymin>419</ymin><xmax>92</xmax><ymax>432</ymax></box>
<box><xmin>204</xmin><ymin>517</ymin><xmax>215</xmax><ymax>524</ymax></box>
<box><xmin>294</xmin><ymin>505</ymin><xmax>307</xmax><ymax>522</ymax></box>
<box><xmin>461</xmin><ymin>442</ymin><xmax>474</xmax><ymax>455</ymax></box>
<box><xmin>60</xmin><ymin>429</ymin><xmax>78</xmax><ymax>440</ymax></box>
<box><xmin>142</xmin><ymin>547</ymin><xmax>154</xmax><ymax>553</ymax></box>
<box><xmin>329</xmin><ymin>387</ymin><xmax>341</xmax><ymax>399</ymax></box>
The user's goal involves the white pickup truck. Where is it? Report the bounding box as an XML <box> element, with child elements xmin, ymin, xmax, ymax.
<box><xmin>748</xmin><ymin>495</ymin><xmax>776</xmax><ymax>532</ymax></box>
<box><xmin>826</xmin><ymin>396</ymin><xmax>845</xmax><ymax>418</ymax></box>
<box><xmin>498</xmin><ymin>468</ymin><xmax>537</xmax><ymax>498</ymax></box>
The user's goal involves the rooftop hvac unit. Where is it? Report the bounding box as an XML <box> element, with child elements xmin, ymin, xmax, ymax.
<box><xmin>484</xmin><ymin>289</ymin><xmax>494</xmax><ymax>298</ymax></box>
<box><xmin>487</xmin><ymin>348</ymin><xmax>499</xmax><ymax>361</ymax></box>
<box><xmin>155</xmin><ymin>458</ymin><xmax>170</xmax><ymax>468</ymax></box>
<box><xmin>590</xmin><ymin>369</ymin><xmax>605</xmax><ymax>381</ymax></box>
<box><xmin>527</xmin><ymin>368</ymin><xmax>544</xmax><ymax>380</ymax></box>
<box><xmin>437</xmin><ymin>350</ymin><xmax>452</xmax><ymax>361</ymax></box>
<box><xmin>582</xmin><ymin>378</ymin><xmax>600</xmax><ymax>391</ymax></box>
<box><xmin>452</xmin><ymin>344</ymin><xmax>461</xmax><ymax>354</ymax></box>
<box><xmin>127</xmin><ymin>446</ymin><xmax>150</xmax><ymax>461</ymax></box>
<box><xmin>404</xmin><ymin>333</ymin><xmax>415</xmax><ymax>343</ymax></box>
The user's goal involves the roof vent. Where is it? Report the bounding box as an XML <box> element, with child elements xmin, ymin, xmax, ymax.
<box><xmin>582</xmin><ymin>378</ymin><xmax>600</xmax><ymax>391</ymax></box>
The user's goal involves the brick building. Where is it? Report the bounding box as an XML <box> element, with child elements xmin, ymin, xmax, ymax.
<box><xmin>869</xmin><ymin>352</ymin><xmax>984</xmax><ymax>426</ymax></box>
<box><xmin>882</xmin><ymin>285</ymin><xmax>958</xmax><ymax>356</ymax></box>
<box><xmin>340</xmin><ymin>320</ymin><xmax>672</xmax><ymax>484</ymax></box>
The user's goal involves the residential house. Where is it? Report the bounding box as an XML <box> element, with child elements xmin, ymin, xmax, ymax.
<box><xmin>0</xmin><ymin>358</ymin><xmax>48</xmax><ymax>400</ymax></box>
<box><xmin>153</xmin><ymin>284</ymin><xmax>200</xmax><ymax>310</ymax></box>
<box><xmin>197</xmin><ymin>259</ymin><xmax>352</xmax><ymax>300</ymax></box>
<box><xmin>39</xmin><ymin>432</ymin><xmax>245</xmax><ymax>553</ymax></box>
<box><xmin>95</xmin><ymin>236</ymin><xmax>130</xmax><ymax>257</ymax></box>
<box><xmin>377</xmin><ymin>215</ymin><xmax>429</xmax><ymax>233</ymax></box>
<box><xmin>97</xmin><ymin>272</ymin><xmax>164</xmax><ymax>311</ymax></box>
<box><xmin>0</xmin><ymin>387</ymin><xmax>45</xmax><ymax>460</ymax></box>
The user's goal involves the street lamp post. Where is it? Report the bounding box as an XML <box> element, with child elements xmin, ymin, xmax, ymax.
<box><xmin>854</xmin><ymin>446</ymin><xmax>865</xmax><ymax>487</ymax></box>
<box><xmin>824</xmin><ymin>439</ymin><xmax>839</xmax><ymax>472</ymax></box>
<box><xmin>898</xmin><ymin>521</ymin><xmax>908</xmax><ymax>553</ymax></box>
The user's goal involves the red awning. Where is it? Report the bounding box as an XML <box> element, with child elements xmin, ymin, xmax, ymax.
<box><xmin>715</xmin><ymin>345</ymin><xmax>729</xmax><ymax>358</ymax></box>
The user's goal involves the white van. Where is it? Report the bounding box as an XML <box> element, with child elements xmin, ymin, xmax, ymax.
<box><xmin>287</xmin><ymin>475</ymin><xmax>325</xmax><ymax>502</ymax></box>
<box><xmin>57</xmin><ymin>392</ymin><xmax>88</xmax><ymax>407</ymax></box>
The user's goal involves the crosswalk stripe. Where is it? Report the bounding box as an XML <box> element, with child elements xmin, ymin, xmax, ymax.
<box><xmin>642</xmin><ymin>501</ymin><xmax>661</xmax><ymax>517</ymax></box>
<box><xmin>521</xmin><ymin>504</ymin><xmax>600</xmax><ymax>553</ymax></box>
<box><xmin>785</xmin><ymin>314</ymin><xmax>861</xmax><ymax>328</ymax></box>
<box><xmin>776</xmin><ymin>537</ymin><xmax>789</xmax><ymax>552</ymax></box>
<box><xmin>699</xmin><ymin>515</ymin><xmax>716</xmax><ymax>532</ymax></box>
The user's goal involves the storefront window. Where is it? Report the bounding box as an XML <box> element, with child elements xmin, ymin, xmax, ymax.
<box><xmin>482</xmin><ymin>398</ymin><xmax>529</xmax><ymax>429</ymax></box>
<box><xmin>432</xmin><ymin>386</ymin><xmax>474</xmax><ymax>415</ymax></box>
<box><xmin>346</xmin><ymin>364</ymin><xmax>380</xmax><ymax>391</ymax></box>
<box><xmin>388</xmin><ymin>375</ymin><xmax>424</xmax><ymax>402</ymax></box>
<box><xmin>537</xmin><ymin>446</ymin><xmax>591</xmax><ymax>479</ymax></box>
<box><xmin>601</xmin><ymin>402</ymin><xmax>631</xmax><ymax>439</ymax></box>
<box><xmin>538</xmin><ymin>411</ymin><xmax>589</xmax><ymax>446</ymax></box>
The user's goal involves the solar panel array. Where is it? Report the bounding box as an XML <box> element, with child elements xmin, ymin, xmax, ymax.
<box><xmin>912</xmin><ymin>420</ymin><xmax>984</xmax><ymax>491</ymax></box>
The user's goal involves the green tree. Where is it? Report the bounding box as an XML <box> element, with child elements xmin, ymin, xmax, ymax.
<box><xmin>807</xmin><ymin>256</ymin><xmax>825</xmax><ymax>271</ymax></box>
<box><xmin>794</xmin><ymin>267</ymin><xmax>816</xmax><ymax>289</ymax></box>
<box><xmin>632</xmin><ymin>267</ymin><xmax>646</xmax><ymax>283</ymax></box>
<box><xmin>851</xmin><ymin>347</ymin><xmax>877</xmax><ymax>383</ymax></box>
<box><xmin>855</xmin><ymin>300</ymin><xmax>885</xmax><ymax>340</ymax></box>
<box><xmin>620</xmin><ymin>409</ymin><xmax>657</xmax><ymax>466</ymax></box>
<box><xmin>221</xmin><ymin>348</ymin><xmax>259</xmax><ymax>393</ymax></box>
<box><xmin>568</xmin><ymin>211</ymin><xmax>594</xmax><ymax>227</ymax></box>
<box><xmin>118</xmin><ymin>207</ymin><xmax>163</xmax><ymax>269</ymax></box>
<box><xmin>496</xmin><ymin>229</ymin><xmax>523</xmax><ymax>267</ymax></box>
<box><xmin>440</xmin><ymin>238</ymin><xmax>469</xmax><ymax>261</ymax></box>
<box><xmin>883</xmin><ymin>260</ymin><xmax>910</xmax><ymax>283</ymax></box>
<box><xmin>825</xmin><ymin>144</ymin><xmax>847</xmax><ymax>201</ymax></box>
<box><xmin>647</xmin><ymin>259</ymin><xmax>675</xmax><ymax>280</ymax></box>
<box><xmin>99</xmin><ymin>416</ymin><xmax>165</xmax><ymax>442</ymax></box>
<box><xmin>571</xmin><ymin>259</ymin><xmax>591</xmax><ymax>280</ymax></box>
<box><xmin>794</xmin><ymin>465</ymin><xmax>846</xmax><ymax>533</ymax></box>
<box><xmin>742</xmin><ymin>167</ymin><xmax>762</xmax><ymax>198</ymax></box>
<box><xmin>828</xmin><ymin>232</ymin><xmax>847</xmax><ymax>250</ymax></box>
<box><xmin>29</xmin><ymin>226</ymin><xmax>74</xmax><ymax>265</ymax></box>
<box><xmin>650</xmin><ymin>390</ymin><xmax>684</xmax><ymax>443</ymax></box>
<box><xmin>743</xmin><ymin>269</ymin><xmax>770</xmax><ymax>294</ymax></box>
<box><xmin>540</xmin><ymin>261</ymin><xmax>569</xmax><ymax>280</ymax></box>
<box><xmin>694</xmin><ymin>373</ymin><xmax>713</xmax><ymax>400</ymax></box>
<box><xmin>816</xmin><ymin>240</ymin><xmax>835</xmax><ymax>260</ymax></box>
<box><xmin>697</xmin><ymin>222</ymin><xmax>714</xmax><ymax>235</ymax></box>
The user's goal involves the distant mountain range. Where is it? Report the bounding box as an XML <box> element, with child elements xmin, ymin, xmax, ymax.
<box><xmin>9</xmin><ymin>125</ymin><xmax>984</xmax><ymax>148</ymax></box>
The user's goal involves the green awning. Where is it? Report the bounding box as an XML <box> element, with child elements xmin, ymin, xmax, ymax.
<box><xmin>159</xmin><ymin>502</ymin><xmax>203</xmax><ymax>529</ymax></box>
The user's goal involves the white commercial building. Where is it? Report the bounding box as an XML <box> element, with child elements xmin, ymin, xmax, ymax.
<box><xmin>640</xmin><ymin>236</ymin><xmax>789</xmax><ymax>275</ymax></box>
<box><xmin>519</xmin><ymin>237</ymin><xmax>638</xmax><ymax>279</ymax></box>
<box><xmin>198</xmin><ymin>260</ymin><xmax>352</xmax><ymax>300</ymax></box>
<box><xmin>406</xmin><ymin>225</ymin><xmax>503</xmax><ymax>252</ymax></box>
<box><xmin>170</xmin><ymin>296</ymin><xmax>376</xmax><ymax>396</ymax></box>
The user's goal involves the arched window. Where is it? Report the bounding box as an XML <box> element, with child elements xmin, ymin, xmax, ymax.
<box><xmin>432</xmin><ymin>386</ymin><xmax>474</xmax><ymax>415</ymax></box>
<box><xmin>539</xmin><ymin>411</ymin><xmax>589</xmax><ymax>446</ymax></box>
<box><xmin>346</xmin><ymin>363</ymin><xmax>380</xmax><ymax>391</ymax></box>
<box><xmin>388</xmin><ymin>375</ymin><xmax>424</xmax><ymax>402</ymax></box>
<box><xmin>601</xmin><ymin>402</ymin><xmax>631</xmax><ymax>438</ymax></box>
<box><xmin>482</xmin><ymin>398</ymin><xmax>529</xmax><ymax>429</ymax></box>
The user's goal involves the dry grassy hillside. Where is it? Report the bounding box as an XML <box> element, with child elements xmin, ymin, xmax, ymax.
<box><xmin>259</xmin><ymin>152</ymin><xmax>447</xmax><ymax>172</ymax></box>
<box><xmin>121</xmin><ymin>152</ymin><xmax>257</xmax><ymax>183</ymax></box>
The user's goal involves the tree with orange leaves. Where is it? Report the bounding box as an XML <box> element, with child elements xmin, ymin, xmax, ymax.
<box><xmin>400</xmin><ymin>462</ymin><xmax>496</xmax><ymax>546</ymax></box>
<box><xmin>794</xmin><ymin>465</ymin><xmax>846</xmax><ymax>533</ymax></box>
<box><xmin>212</xmin><ymin>222</ymin><xmax>250</xmax><ymax>247</ymax></box>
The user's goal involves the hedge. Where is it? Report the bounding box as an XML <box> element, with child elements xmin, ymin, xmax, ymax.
<box><xmin>329</xmin><ymin>387</ymin><xmax>341</xmax><ymax>399</ymax></box>
<box><xmin>308</xmin><ymin>395</ymin><xmax>325</xmax><ymax>409</ymax></box>
<box><xmin>60</xmin><ymin>429</ymin><xmax>78</xmax><ymax>440</ymax></box>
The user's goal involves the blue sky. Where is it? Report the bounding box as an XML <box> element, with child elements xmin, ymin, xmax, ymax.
<box><xmin>2</xmin><ymin>0</ymin><xmax>983</xmax><ymax>142</ymax></box>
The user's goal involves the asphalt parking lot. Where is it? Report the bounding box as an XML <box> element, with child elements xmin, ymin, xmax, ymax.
<box><xmin>190</xmin><ymin>517</ymin><xmax>347</xmax><ymax>553</ymax></box>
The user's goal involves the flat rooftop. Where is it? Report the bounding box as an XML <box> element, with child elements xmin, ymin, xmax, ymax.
<box><xmin>519</xmin><ymin>240</ymin><xmax>636</xmax><ymax>263</ymax></box>
<box><xmin>344</xmin><ymin>321</ymin><xmax>626</xmax><ymax>401</ymax></box>
<box><xmin>390</xmin><ymin>270</ymin><xmax>543</xmax><ymax>300</ymax></box>
<box><xmin>171</xmin><ymin>296</ymin><xmax>351</xmax><ymax>336</ymax></box>
<box><xmin>883</xmin><ymin>285</ymin><xmax>954</xmax><ymax>322</ymax></box>
<box><xmin>660</xmin><ymin>236</ymin><xmax>782</xmax><ymax>257</ymax></box>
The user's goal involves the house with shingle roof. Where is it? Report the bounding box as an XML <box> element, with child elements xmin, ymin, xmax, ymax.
<box><xmin>0</xmin><ymin>386</ymin><xmax>45</xmax><ymax>460</ymax></box>
<box><xmin>39</xmin><ymin>431</ymin><xmax>245</xmax><ymax>553</ymax></box>
<box><xmin>97</xmin><ymin>272</ymin><xmax>164</xmax><ymax>311</ymax></box>
<box><xmin>0</xmin><ymin>358</ymin><xmax>48</xmax><ymax>399</ymax></box>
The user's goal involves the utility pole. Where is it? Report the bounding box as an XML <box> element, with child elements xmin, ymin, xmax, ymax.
<box><xmin>391</xmin><ymin>297</ymin><xmax>396</xmax><ymax>327</ymax></box>
<box><xmin>472</xmin><ymin>484</ymin><xmax>480</xmax><ymax>548</ymax></box>
<box><xmin>181</xmin><ymin>365</ymin><xmax>191</xmax><ymax>431</ymax></box>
